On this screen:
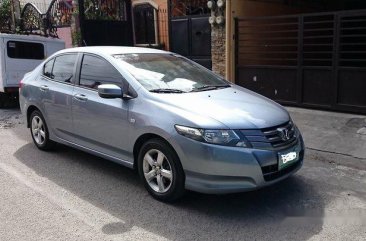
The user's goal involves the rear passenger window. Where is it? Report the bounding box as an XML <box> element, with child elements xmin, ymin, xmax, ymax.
<box><xmin>52</xmin><ymin>54</ymin><xmax>77</xmax><ymax>83</ymax></box>
<box><xmin>79</xmin><ymin>55</ymin><xmax>123</xmax><ymax>90</ymax></box>
<box><xmin>7</xmin><ymin>41</ymin><xmax>45</xmax><ymax>60</ymax></box>
<box><xmin>43</xmin><ymin>59</ymin><xmax>55</xmax><ymax>79</ymax></box>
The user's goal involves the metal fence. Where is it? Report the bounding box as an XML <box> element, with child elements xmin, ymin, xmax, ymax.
<box><xmin>235</xmin><ymin>9</ymin><xmax>366</xmax><ymax>114</ymax></box>
<box><xmin>20</xmin><ymin>0</ymin><xmax>72</xmax><ymax>37</ymax></box>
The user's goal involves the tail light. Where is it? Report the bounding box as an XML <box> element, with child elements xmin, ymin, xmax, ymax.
<box><xmin>19</xmin><ymin>79</ymin><xmax>23</xmax><ymax>89</ymax></box>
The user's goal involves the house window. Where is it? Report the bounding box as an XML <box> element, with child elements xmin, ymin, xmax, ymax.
<box><xmin>133</xmin><ymin>3</ymin><xmax>157</xmax><ymax>45</ymax></box>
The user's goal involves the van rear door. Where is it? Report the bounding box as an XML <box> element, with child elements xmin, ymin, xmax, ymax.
<box><xmin>4</xmin><ymin>40</ymin><xmax>45</xmax><ymax>87</ymax></box>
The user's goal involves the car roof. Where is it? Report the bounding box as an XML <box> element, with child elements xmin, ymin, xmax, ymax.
<box><xmin>56</xmin><ymin>46</ymin><xmax>171</xmax><ymax>56</ymax></box>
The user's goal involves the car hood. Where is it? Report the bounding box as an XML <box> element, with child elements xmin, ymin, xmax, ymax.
<box><xmin>150</xmin><ymin>85</ymin><xmax>290</xmax><ymax>129</ymax></box>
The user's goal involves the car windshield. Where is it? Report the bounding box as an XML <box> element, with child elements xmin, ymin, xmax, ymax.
<box><xmin>113</xmin><ymin>53</ymin><xmax>230</xmax><ymax>93</ymax></box>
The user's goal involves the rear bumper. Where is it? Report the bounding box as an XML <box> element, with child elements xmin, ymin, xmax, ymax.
<box><xmin>4</xmin><ymin>87</ymin><xmax>19</xmax><ymax>93</ymax></box>
<box><xmin>170</xmin><ymin>132</ymin><xmax>305</xmax><ymax>194</ymax></box>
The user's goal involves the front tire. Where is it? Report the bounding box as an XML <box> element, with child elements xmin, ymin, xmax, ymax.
<box><xmin>30</xmin><ymin>110</ymin><xmax>56</xmax><ymax>151</ymax></box>
<box><xmin>138</xmin><ymin>139</ymin><xmax>185</xmax><ymax>202</ymax></box>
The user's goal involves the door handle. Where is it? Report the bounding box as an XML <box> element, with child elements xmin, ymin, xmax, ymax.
<box><xmin>73</xmin><ymin>93</ymin><xmax>88</xmax><ymax>101</ymax></box>
<box><xmin>39</xmin><ymin>85</ymin><xmax>49</xmax><ymax>91</ymax></box>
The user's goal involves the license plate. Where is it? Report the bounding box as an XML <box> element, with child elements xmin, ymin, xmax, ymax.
<box><xmin>278</xmin><ymin>151</ymin><xmax>298</xmax><ymax>170</ymax></box>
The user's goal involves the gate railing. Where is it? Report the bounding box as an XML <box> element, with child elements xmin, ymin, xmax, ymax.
<box><xmin>20</xmin><ymin>0</ymin><xmax>73</xmax><ymax>37</ymax></box>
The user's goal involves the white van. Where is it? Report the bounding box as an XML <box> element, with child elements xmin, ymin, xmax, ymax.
<box><xmin>0</xmin><ymin>34</ymin><xmax>65</xmax><ymax>107</ymax></box>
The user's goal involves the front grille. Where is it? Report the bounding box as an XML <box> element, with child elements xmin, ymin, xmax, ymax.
<box><xmin>261</xmin><ymin>150</ymin><xmax>304</xmax><ymax>182</ymax></box>
<box><xmin>262</xmin><ymin>160</ymin><xmax>302</xmax><ymax>182</ymax></box>
<box><xmin>241</xmin><ymin>121</ymin><xmax>298</xmax><ymax>150</ymax></box>
<box><xmin>262</xmin><ymin>121</ymin><xmax>297</xmax><ymax>149</ymax></box>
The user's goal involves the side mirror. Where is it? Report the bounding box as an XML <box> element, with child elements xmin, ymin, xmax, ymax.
<box><xmin>98</xmin><ymin>84</ymin><xmax>123</xmax><ymax>99</ymax></box>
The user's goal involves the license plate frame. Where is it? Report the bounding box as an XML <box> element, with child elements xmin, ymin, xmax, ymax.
<box><xmin>278</xmin><ymin>151</ymin><xmax>299</xmax><ymax>170</ymax></box>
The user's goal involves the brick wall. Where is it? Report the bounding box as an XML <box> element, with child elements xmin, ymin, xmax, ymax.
<box><xmin>156</xmin><ymin>0</ymin><xmax>169</xmax><ymax>50</ymax></box>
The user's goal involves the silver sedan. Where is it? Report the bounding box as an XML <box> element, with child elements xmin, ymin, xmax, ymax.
<box><xmin>19</xmin><ymin>47</ymin><xmax>304</xmax><ymax>202</ymax></box>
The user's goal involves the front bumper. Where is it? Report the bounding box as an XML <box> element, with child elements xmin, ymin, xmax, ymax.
<box><xmin>170</xmin><ymin>133</ymin><xmax>305</xmax><ymax>194</ymax></box>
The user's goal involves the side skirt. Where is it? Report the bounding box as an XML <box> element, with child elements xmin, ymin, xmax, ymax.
<box><xmin>54</xmin><ymin>137</ymin><xmax>135</xmax><ymax>169</ymax></box>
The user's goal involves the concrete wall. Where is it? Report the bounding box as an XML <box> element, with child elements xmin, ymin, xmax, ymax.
<box><xmin>57</xmin><ymin>27</ymin><xmax>72</xmax><ymax>48</ymax></box>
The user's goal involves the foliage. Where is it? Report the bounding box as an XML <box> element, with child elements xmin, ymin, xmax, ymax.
<box><xmin>0</xmin><ymin>0</ymin><xmax>11</xmax><ymax>18</ymax></box>
<box><xmin>0</xmin><ymin>0</ymin><xmax>12</xmax><ymax>32</ymax></box>
<box><xmin>72</xmin><ymin>30</ymin><xmax>81</xmax><ymax>46</ymax></box>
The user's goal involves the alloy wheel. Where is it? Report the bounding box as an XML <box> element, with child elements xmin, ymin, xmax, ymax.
<box><xmin>143</xmin><ymin>149</ymin><xmax>173</xmax><ymax>193</ymax></box>
<box><xmin>31</xmin><ymin>115</ymin><xmax>46</xmax><ymax>145</ymax></box>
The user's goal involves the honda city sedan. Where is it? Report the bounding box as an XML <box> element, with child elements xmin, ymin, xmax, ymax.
<box><xmin>19</xmin><ymin>47</ymin><xmax>304</xmax><ymax>201</ymax></box>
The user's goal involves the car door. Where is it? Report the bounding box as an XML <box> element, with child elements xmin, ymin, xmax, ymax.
<box><xmin>41</xmin><ymin>53</ymin><xmax>78</xmax><ymax>141</ymax></box>
<box><xmin>71</xmin><ymin>54</ymin><xmax>132</xmax><ymax>163</ymax></box>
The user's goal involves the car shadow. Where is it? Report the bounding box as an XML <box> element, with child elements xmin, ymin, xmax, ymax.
<box><xmin>14</xmin><ymin>142</ymin><xmax>325</xmax><ymax>240</ymax></box>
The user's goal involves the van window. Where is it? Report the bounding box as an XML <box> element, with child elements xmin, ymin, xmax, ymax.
<box><xmin>7</xmin><ymin>41</ymin><xmax>45</xmax><ymax>60</ymax></box>
<box><xmin>79</xmin><ymin>55</ymin><xmax>123</xmax><ymax>89</ymax></box>
<box><xmin>52</xmin><ymin>54</ymin><xmax>77</xmax><ymax>83</ymax></box>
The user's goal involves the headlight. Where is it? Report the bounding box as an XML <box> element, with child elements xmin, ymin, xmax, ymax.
<box><xmin>175</xmin><ymin>125</ymin><xmax>250</xmax><ymax>147</ymax></box>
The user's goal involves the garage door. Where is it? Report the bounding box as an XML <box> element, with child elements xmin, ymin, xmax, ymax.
<box><xmin>235</xmin><ymin>9</ymin><xmax>366</xmax><ymax>114</ymax></box>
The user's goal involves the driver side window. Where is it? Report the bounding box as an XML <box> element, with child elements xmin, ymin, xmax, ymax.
<box><xmin>79</xmin><ymin>55</ymin><xmax>123</xmax><ymax>90</ymax></box>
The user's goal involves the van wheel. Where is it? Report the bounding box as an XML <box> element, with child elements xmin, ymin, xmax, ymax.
<box><xmin>0</xmin><ymin>93</ymin><xmax>7</xmax><ymax>108</ymax></box>
<box><xmin>30</xmin><ymin>110</ymin><xmax>56</xmax><ymax>151</ymax></box>
<box><xmin>138</xmin><ymin>139</ymin><xmax>185</xmax><ymax>202</ymax></box>
<box><xmin>0</xmin><ymin>93</ymin><xmax>18</xmax><ymax>108</ymax></box>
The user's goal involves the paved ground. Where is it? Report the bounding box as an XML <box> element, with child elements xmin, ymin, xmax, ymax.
<box><xmin>289</xmin><ymin>107</ymin><xmax>366</xmax><ymax>165</ymax></box>
<box><xmin>0</xmin><ymin>108</ymin><xmax>365</xmax><ymax>241</ymax></box>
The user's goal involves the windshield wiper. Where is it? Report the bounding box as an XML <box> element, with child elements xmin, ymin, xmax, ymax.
<box><xmin>149</xmin><ymin>88</ymin><xmax>186</xmax><ymax>93</ymax></box>
<box><xmin>191</xmin><ymin>85</ymin><xmax>231</xmax><ymax>92</ymax></box>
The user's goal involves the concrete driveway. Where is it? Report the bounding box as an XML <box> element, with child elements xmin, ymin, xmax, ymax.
<box><xmin>0</xmin><ymin>108</ymin><xmax>365</xmax><ymax>241</ymax></box>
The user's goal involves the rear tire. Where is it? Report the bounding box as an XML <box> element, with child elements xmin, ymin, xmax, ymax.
<box><xmin>138</xmin><ymin>138</ymin><xmax>185</xmax><ymax>202</ymax></box>
<box><xmin>29</xmin><ymin>110</ymin><xmax>56</xmax><ymax>151</ymax></box>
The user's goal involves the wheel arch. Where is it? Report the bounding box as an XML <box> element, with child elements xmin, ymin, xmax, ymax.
<box><xmin>133</xmin><ymin>133</ymin><xmax>181</xmax><ymax>170</ymax></box>
<box><xmin>26</xmin><ymin>105</ymin><xmax>41</xmax><ymax>128</ymax></box>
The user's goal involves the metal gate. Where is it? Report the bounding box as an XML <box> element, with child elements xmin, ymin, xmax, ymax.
<box><xmin>235</xmin><ymin>10</ymin><xmax>366</xmax><ymax>114</ymax></box>
<box><xmin>79</xmin><ymin>0</ymin><xmax>133</xmax><ymax>46</ymax></box>
<box><xmin>20</xmin><ymin>0</ymin><xmax>73</xmax><ymax>37</ymax></box>
<box><xmin>168</xmin><ymin>0</ymin><xmax>212</xmax><ymax>69</ymax></box>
